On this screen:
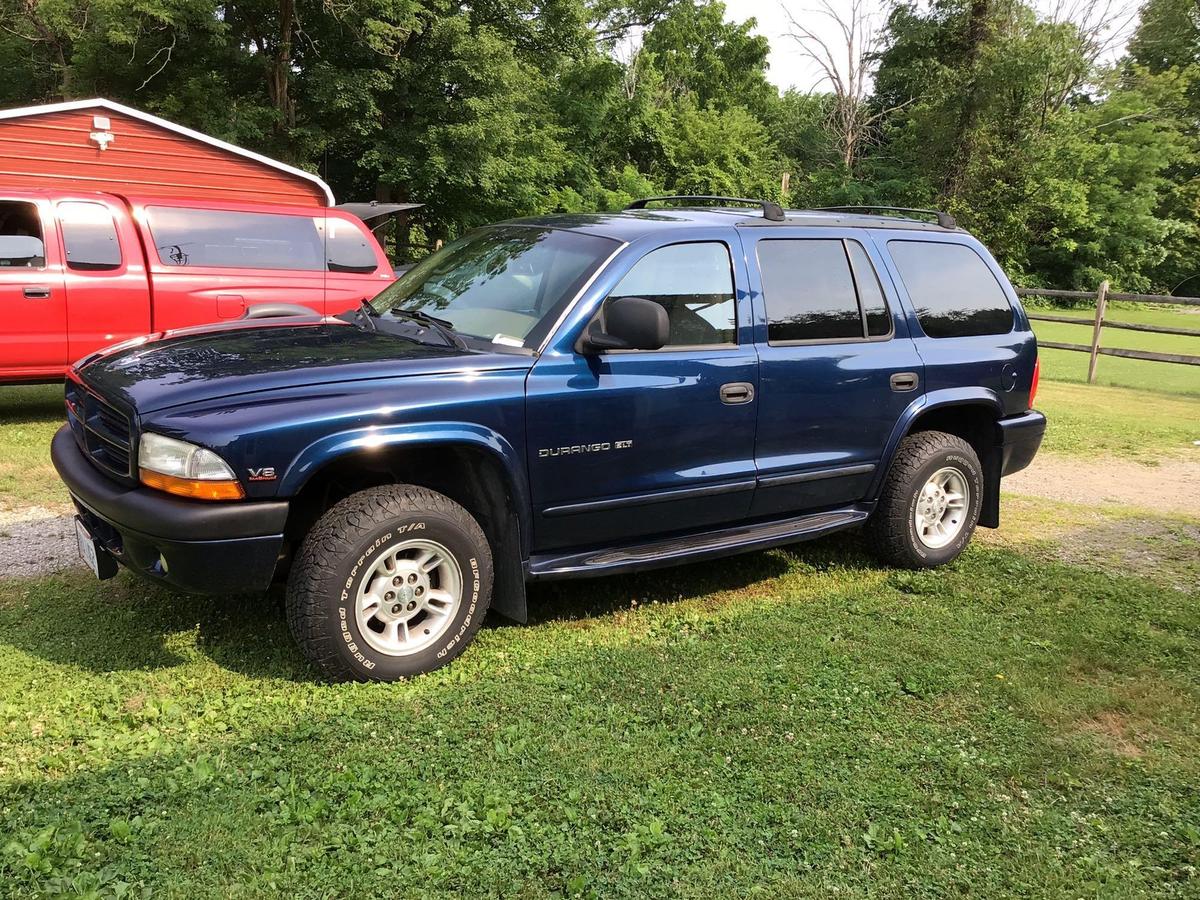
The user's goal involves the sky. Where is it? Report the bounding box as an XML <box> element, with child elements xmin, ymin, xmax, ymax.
<box><xmin>731</xmin><ymin>0</ymin><xmax>1138</xmax><ymax>92</ymax></box>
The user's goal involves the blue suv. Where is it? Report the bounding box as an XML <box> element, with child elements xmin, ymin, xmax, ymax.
<box><xmin>52</xmin><ymin>197</ymin><xmax>1046</xmax><ymax>681</ymax></box>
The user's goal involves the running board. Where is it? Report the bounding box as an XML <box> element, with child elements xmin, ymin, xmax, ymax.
<box><xmin>527</xmin><ymin>506</ymin><xmax>870</xmax><ymax>580</ymax></box>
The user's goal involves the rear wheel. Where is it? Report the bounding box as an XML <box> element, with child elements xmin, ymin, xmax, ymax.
<box><xmin>286</xmin><ymin>485</ymin><xmax>493</xmax><ymax>681</ymax></box>
<box><xmin>868</xmin><ymin>431</ymin><xmax>982</xmax><ymax>568</ymax></box>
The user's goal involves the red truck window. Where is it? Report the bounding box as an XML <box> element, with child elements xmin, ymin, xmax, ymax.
<box><xmin>322</xmin><ymin>218</ymin><xmax>379</xmax><ymax>274</ymax></box>
<box><xmin>146</xmin><ymin>206</ymin><xmax>325</xmax><ymax>271</ymax></box>
<box><xmin>58</xmin><ymin>201</ymin><xmax>122</xmax><ymax>272</ymax></box>
<box><xmin>0</xmin><ymin>201</ymin><xmax>45</xmax><ymax>268</ymax></box>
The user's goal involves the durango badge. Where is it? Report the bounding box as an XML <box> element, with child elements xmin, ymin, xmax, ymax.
<box><xmin>538</xmin><ymin>440</ymin><xmax>632</xmax><ymax>458</ymax></box>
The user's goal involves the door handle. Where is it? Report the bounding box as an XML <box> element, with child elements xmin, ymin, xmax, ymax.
<box><xmin>719</xmin><ymin>382</ymin><xmax>755</xmax><ymax>405</ymax></box>
<box><xmin>22</xmin><ymin>285</ymin><xmax>51</xmax><ymax>299</ymax></box>
<box><xmin>890</xmin><ymin>372</ymin><xmax>919</xmax><ymax>392</ymax></box>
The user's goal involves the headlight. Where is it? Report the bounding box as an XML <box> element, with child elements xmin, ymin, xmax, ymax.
<box><xmin>137</xmin><ymin>433</ymin><xmax>244</xmax><ymax>500</ymax></box>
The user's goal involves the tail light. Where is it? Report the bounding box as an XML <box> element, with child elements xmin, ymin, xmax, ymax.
<box><xmin>1029</xmin><ymin>358</ymin><xmax>1040</xmax><ymax>408</ymax></box>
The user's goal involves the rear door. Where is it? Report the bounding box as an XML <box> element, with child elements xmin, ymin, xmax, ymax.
<box><xmin>56</xmin><ymin>196</ymin><xmax>152</xmax><ymax>363</ymax></box>
<box><xmin>0</xmin><ymin>194</ymin><xmax>67</xmax><ymax>377</ymax></box>
<box><xmin>741</xmin><ymin>228</ymin><xmax>924</xmax><ymax>517</ymax></box>
<box><xmin>525</xmin><ymin>233</ymin><xmax>759</xmax><ymax>552</ymax></box>
<box><xmin>139</xmin><ymin>202</ymin><xmax>327</xmax><ymax>329</ymax></box>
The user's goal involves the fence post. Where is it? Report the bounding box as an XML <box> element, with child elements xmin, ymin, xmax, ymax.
<box><xmin>1087</xmin><ymin>279</ymin><xmax>1109</xmax><ymax>383</ymax></box>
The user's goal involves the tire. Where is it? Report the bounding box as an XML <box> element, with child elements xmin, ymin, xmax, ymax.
<box><xmin>867</xmin><ymin>430</ymin><xmax>983</xmax><ymax>569</ymax></box>
<box><xmin>286</xmin><ymin>485</ymin><xmax>493</xmax><ymax>681</ymax></box>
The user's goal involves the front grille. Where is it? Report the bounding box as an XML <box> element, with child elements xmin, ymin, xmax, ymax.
<box><xmin>65</xmin><ymin>379</ymin><xmax>135</xmax><ymax>481</ymax></box>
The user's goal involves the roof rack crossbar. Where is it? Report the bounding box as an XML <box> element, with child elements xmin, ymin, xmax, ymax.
<box><xmin>815</xmin><ymin>206</ymin><xmax>958</xmax><ymax>229</ymax></box>
<box><xmin>627</xmin><ymin>195</ymin><xmax>785</xmax><ymax>222</ymax></box>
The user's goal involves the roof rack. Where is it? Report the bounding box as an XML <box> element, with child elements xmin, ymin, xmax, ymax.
<box><xmin>627</xmin><ymin>195</ymin><xmax>786</xmax><ymax>222</ymax></box>
<box><xmin>815</xmin><ymin>206</ymin><xmax>958</xmax><ymax>230</ymax></box>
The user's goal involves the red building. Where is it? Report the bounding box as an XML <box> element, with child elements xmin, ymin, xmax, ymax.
<box><xmin>0</xmin><ymin>98</ymin><xmax>333</xmax><ymax>206</ymax></box>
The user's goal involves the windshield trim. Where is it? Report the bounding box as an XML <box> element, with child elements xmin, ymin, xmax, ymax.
<box><xmin>533</xmin><ymin>240</ymin><xmax>629</xmax><ymax>355</ymax></box>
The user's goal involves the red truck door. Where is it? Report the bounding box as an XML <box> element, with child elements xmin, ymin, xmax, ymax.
<box><xmin>56</xmin><ymin>196</ymin><xmax>152</xmax><ymax>364</ymax></box>
<box><xmin>0</xmin><ymin>193</ymin><xmax>67</xmax><ymax>378</ymax></box>
<box><xmin>136</xmin><ymin>201</ymin><xmax>327</xmax><ymax>329</ymax></box>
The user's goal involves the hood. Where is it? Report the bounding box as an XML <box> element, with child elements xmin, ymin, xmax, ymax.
<box><xmin>76</xmin><ymin>319</ymin><xmax>533</xmax><ymax>414</ymax></box>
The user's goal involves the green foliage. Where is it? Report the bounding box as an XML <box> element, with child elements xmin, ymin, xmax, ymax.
<box><xmin>0</xmin><ymin>0</ymin><xmax>1198</xmax><ymax>290</ymax></box>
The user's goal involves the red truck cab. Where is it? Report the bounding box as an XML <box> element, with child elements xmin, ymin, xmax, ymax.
<box><xmin>0</xmin><ymin>190</ymin><xmax>393</xmax><ymax>382</ymax></box>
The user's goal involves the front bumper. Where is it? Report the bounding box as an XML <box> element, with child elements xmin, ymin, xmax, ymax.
<box><xmin>51</xmin><ymin>425</ymin><xmax>288</xmax><ymax>594</ymax></box>
<box><xmin>998</xmin><ymin>409</ymin><xmax>1047</xmax><ymax>476</ymax></box>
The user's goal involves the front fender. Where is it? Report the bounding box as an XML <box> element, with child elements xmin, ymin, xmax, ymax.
<box><xmin>280</xmin><ymin>421</ymin><xmax>531</xmax><ymax>538</ymax></box>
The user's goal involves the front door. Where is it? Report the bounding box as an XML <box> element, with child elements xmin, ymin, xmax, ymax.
<box><xmin>0</xmin><ymin>196</ymin><xmax>67</xmax><ymax>377</ymax></box>
<box><xmin>742</xmin><ymin>229</ymin><xmax>925</xmax><ymax>517</ymax></box>
<box><xmin>525</xmin><ymin>236</ymin><xmax>759</xmax><ymax>552</ymax></box>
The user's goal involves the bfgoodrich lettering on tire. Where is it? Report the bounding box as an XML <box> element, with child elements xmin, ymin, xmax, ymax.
<box><xmin>286</xmin><ymin>485</ymin><xmax>493</xmax><ymax>681</ymax></box>
<box><xmin>867</xmin><ymin>430</ymin><xmax>983</xmax><ymax>569</ymax></box>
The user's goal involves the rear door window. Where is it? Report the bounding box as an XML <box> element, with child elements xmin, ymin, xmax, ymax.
<box><xmin>58</xmin><ymin>201</ymin><xmax>122</xmax><ymax>271</ymax></box>
<box><xmin>887</xmin><ymin>240</ymin><xmax>1014</xmax><ymax>338</ymax></box>
<box><xmin>147</xmin><ymin>207</ymin><xmax>324</xmax><ymax>270</ymax></box>
<box><xmin>757</xmin><ymin>238</ymin><xmax>892</xmax><ymax>343</ymax></box>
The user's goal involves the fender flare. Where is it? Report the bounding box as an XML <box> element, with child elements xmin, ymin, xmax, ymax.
<box><xmin>280</xmin><ymin>422</ymin><xmax>532</xmax><ymax>622</ymax></box>
<box><xmin>870</xmin><ymin>387</ymin><xmax>1005</xmax><ymax>508</ymax></box>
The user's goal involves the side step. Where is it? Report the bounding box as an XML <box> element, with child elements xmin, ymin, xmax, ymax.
<box><xmin>527</xmin><ymin>506</ymin><xmax>870</xmax><ymax>580</ymax></box>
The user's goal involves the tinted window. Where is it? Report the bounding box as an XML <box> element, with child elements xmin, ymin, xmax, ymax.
<box><xmin>0</xmin><ymin>201</ymin><xmax>45</xmax><ymax>268</ymax></box>
<box><xmin>758</xmin><ymin>239</ymin><xmax>862</xmax><ymax>341</ymax></box>
<box><xmin>147</xmin><ymin>207</ymin><xmax>324</xmax><ymax>270</ymax></box>
<box><xmin>607</xmin><ymin>242</ymin><xmax>736</xmax><ymax>346</ymax></box>
<box><xmin>888</xmin><ymin>241</ymin><xmax>1013</xmax><ymax>338</ymax></box>
<box><xmin>59</xmin><ymin>201</ymin><xmax>122</xmax><ymax>271</ymax></box>
<box><xmin>847</xmin><ymin>241</ymin><xmax>891</xmax><ymax>336</ymax></box>
<box><xmin>323</xmin><ymin>218</ymin><xmax>379</xmax><ymax>274</ymax></box>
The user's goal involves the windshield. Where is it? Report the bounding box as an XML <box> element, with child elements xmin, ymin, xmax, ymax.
<box><xmin>369</xmin><ymin>226</ymin><xmax>618</xmax><ymax>349</ymax></box>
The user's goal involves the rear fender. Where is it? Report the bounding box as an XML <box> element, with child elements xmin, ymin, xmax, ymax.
<box><xmin>872</xmin><ymin>387</ymin><xmax>1005</xmax><ymax>526</ymax></box>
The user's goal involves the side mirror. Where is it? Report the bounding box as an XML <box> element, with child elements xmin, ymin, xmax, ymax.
<box><xmin>577</xmin><ymin>297</ymin><xmax>669</xmax><ymax>354</ymax></box>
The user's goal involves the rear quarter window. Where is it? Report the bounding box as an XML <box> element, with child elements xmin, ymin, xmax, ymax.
<box><xmin>887</xmin><ymin>240</ymin><xmax>1014</xmax><ymax>338</ymax></box>
<box><xmin>323</xmin><ymin>218</ymin><xmax>380</xmax><ymax>274</ymax></box>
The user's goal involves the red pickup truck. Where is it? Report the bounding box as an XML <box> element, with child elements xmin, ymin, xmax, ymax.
<box><xmin>0</xmin><ymin>189</ymin><xmax>394</xmax><ymax>382</ymax></box>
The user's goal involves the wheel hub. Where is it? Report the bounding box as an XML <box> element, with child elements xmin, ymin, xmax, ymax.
<box><xmin>914</xmin><ymin>467</ymin><xmax>969</xmax><ymax>550</ymax></box>
<box><xmin>354</xmin><ymin>539</ymin><xmax>463</xmax><ymax>656</ymax></box>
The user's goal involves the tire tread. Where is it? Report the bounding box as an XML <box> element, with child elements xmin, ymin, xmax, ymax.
<box><xmin>867</xmin><ymin>430</ymin><xmax>979</xmax><ymax>568</ymax></box>
<box><xmin>286</xmin><ymin>484</ymin><xmax>491</xmax><ymax>681</ymax></box>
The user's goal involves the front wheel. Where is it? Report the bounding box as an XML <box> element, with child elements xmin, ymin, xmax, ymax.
<box><xmin>286</xmin><ymin>485</ymin><xmax>493</xmax><ymax>681</ymax></box>
<box><xmin>867</xmin><ymin>431</ymin><xmax>983</xmax><ymax>568</ymax></box>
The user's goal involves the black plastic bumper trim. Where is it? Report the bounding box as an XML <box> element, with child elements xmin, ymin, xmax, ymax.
<box><xmin>998</xmin><ymin>409</ymin><xmax>1047</xmax><ymax>477</ymax></box>
<box><xmin>51</xmin><ymin>425</ymin><xmax>288</xmax><ymax>541</ymax></box>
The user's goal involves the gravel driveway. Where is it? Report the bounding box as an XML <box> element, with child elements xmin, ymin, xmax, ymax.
<box><xmin>0</xmin><ymin>506</ymin><xmax>79</xmax><ymax>578</ymax></box>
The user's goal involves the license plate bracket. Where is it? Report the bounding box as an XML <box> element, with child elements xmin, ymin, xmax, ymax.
<box><xmin>75</xmin><ymin>517</ymin><xmax>119</xmax><ymax>580</ymax></box>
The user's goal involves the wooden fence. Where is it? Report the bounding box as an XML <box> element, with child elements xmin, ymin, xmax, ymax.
<box><xmin>1015</xmin><ymin>282</ymin><xmax>1200</xmax><ymax>382</ymax></box>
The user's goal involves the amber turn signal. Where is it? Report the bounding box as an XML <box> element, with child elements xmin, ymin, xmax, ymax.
<box><xmin>139</xmin><ymin>469</ymin><xmax>245</xmax><ymax>501</ymax></box>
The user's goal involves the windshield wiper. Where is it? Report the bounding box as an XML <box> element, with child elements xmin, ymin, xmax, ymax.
<box><xmin>354</xmin><ymin>298</ymin><xmax>378</xmax><ymax>332</ymax></box>
<box><xmin>386</xmin><ymin>307</ymin><xmax>468</xmax><ymax>350</ymax></box>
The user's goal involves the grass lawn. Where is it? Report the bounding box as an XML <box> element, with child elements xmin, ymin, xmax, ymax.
<box><xmin>1034</xmin><ymin>381</ymin><xmax>1200</xmax><ymax>460</ymax></box>
<box><xmin>1</xmin><ymin>508</ymin><xmax>1198</xmax><ymax>897</ymax></box>
<box><xmin>1026</xmin><ymin>301</ymin><xmax>1200</xmax><ymax>397</ymax></box>
<box><xmin>0</xmin><ymin>384</ymin><xmax>68</xmax><ymax>513</ymax></box>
